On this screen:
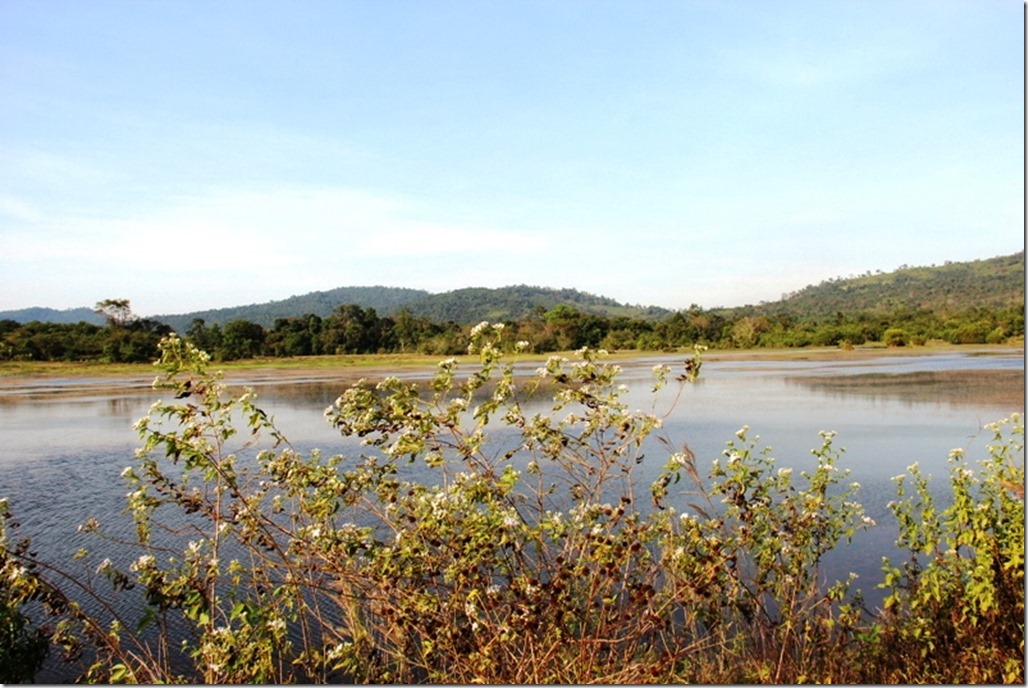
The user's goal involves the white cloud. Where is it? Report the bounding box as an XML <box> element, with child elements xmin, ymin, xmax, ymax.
<box><xmin>0</xmin><ymin>194</ymin><xmax>43</xmax><ymax>224</ymax></box>
<box><xmin>0</xmin><ymin>184</ymin><xmax>556</xmax><ymax>312</ymax></box>
<box><xmin>719</xmin><ymin>28</ymin><xmax>923</xmax><ymax>90</ymax></box>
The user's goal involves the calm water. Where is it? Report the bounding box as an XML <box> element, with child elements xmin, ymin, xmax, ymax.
<box><xmin>1</xmin><ymin>348</ymin><xmax>1022</xmax><ymax>677</ymax></box>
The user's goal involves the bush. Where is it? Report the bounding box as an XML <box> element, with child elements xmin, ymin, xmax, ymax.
<box><xmin>873</xmin><ymin>415</ymin><xmax>1025</xmax><ymax>683</ymax></box>
<box><xmin>883</xmin><ymin>327</ymin><xmax>909</xmax><ymax>347</ymax></box>
<box><xmin>0</xmin><ymin>330</ymin><xmax>1022</xmax><ymax>683</ymax></box>
<box><xmin>0</xmin><ymin>500</ymin><xmax>50</xmax><ymax>683</ymax></box>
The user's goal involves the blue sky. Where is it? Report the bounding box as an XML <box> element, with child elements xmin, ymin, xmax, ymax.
<box><xmin>1</xmin><ymin>0</ymin><xmax>1022</xmax><ymax>316</ymax></box>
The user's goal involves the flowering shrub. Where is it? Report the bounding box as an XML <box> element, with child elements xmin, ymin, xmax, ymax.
<box><xmin>875</xmin><ymin>414</ymin><xmax>1025</xmax><ymax>683</ymax></box>
<box><xmin>0</xmin><ymin>328</ymin><xmax>1022</xmax><ymax>683</ymax></box>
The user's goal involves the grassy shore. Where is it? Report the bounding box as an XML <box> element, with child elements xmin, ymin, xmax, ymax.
<box><xmin>0</xmin><ymin>340</ymin><xmax>1021</xmax><ymax>390</ymax></box>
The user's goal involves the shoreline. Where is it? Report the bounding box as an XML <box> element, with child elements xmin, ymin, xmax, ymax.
<box><xmin>0</xmin><ymin>342</ymin><xmax>1022</xmax><ymax>398</ymax></box>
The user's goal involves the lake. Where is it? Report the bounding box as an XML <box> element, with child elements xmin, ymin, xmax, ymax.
<box><xmin>0</xmin><ymin>347</ymin><xmax>1023</xmax><ymax>678</ymax></box>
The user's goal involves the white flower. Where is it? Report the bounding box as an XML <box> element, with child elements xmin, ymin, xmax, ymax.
<box><xmin>470</xmin><ymin>321</ymin><xmax>491</xmax><ymax>337</ymax></box>
<box><xmin>861</xmin><ymin>516</ymin><xmax>876</xmax><ymax>527</ymax></box>
<box><xmin>778</xmin><ymin>467</ymin><xmax>793</xmax><ymax>479</ymax></box>
<box><xmin>131</xmin><ymin>554</ymin><xmax>156</xmax><ymax>572</ymax></box>
<box><xmin>669</xmin><ymin>452</ymin><xmax>689</xmax><ymax>469</ymax></box>
<box><xmin>7</xmin><ymin>564</ymin><xmax>29</xmax><ymax>582</ymax></box>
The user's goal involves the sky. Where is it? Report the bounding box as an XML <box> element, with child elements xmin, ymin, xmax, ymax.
<box><xmin>0</xmin><ymin>0</ymin><xmax>1023</xmax><ymax>316</ymax></box>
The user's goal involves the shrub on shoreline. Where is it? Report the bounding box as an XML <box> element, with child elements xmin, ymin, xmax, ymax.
<box><xmin>1</xmin><ymin>329</ymin><xmax>1023</xmax><ymax>683</ymax></box>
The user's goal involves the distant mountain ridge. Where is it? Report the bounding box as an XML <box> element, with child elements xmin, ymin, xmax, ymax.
<box><xmin>0</xmin><ymin>306</ymin><xmax>106</xmax><ymax>326</ymax></box>
<box><xmin>400</xmin><ymin>285</ymin><xmax>672</xmax><ymax>325</ymax></box>
<box><xmin>730</xmin><ymin>251</ymin><xmax>1024</xmax><ymax>320</ymax></box>
<box><xmin>2</xmin><ymin>252</ymin><xmax>1021</xmax><ymax>330</ymax></box>
<box><xmin>148</xmin><ymin>285</ymin><xmax>665</xmax><ymax>332</ymax></box>
<box><xmin>152</xmin><ymin>286</ymin><xmax>431</xmax><ymax>332</ymax></box>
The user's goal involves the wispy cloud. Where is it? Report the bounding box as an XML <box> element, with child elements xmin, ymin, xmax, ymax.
<box><xmin>0</xmin><ymin>185</ymin><xmax>552</xmax><ymax>312</ymax></box>
<box><xmin>0</xmin><ymin>194</ymin><xmax>44</xmax><ymax>224</ymax></box>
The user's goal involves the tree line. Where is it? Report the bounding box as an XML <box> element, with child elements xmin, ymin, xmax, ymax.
<box><xmin>0</xmin><ymin>297</ymin><xmax>1022</xmax><ymax>363</ymax></box>
<box><xmin>0</xmin><ymin>299</ymin><xmax>173</xmax><ymax>363</ymax></box>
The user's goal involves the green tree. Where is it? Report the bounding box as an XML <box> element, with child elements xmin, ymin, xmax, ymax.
<box><xmin>883</xmin><ymin>327</ymin><xmax>909</xmax><ymax>347</ymax></box>
<box><xmin>390</xmin><ymin>307</ymin><xmax>434</xmax><ymax>353</ymax></box>
<box><xmin>267</xmin><ymin>315</ymin><xmax>323</xmax><ymax>357</ymax></box>
<box><xmin>321</xmin><ymin>304</ymin><xmax>382</xmax><ymax>354</ymax></box>
<box><xmin>219</xmin><ymin>319</ymin><xmax>266</xmax><ymax>360</ymax></box>
<box><xmin>94</xmin><ymin>298</ymin><xmax>135</xmax><ymax>327</ymax></box>
<box><xmin>186</xmin><ymin>318</ymin><xmax>222</xmax><ymax>354</ymax></box>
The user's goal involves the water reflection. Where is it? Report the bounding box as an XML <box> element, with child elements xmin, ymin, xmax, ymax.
<box><xmin>785</xmin><ymin>369</ymin><xmax>1024</xmax><ymax>409</ymax></box>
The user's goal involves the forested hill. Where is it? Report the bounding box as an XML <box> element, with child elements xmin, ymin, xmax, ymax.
<box><xmin>1</xmin><ymin>252</ymin><xmax>1021</xmax><ymax>331</ymax></box>
<box><xmin>729</xmin><ymin>251</ymin><xmax>1024</xmax><ymax>320</ymax></box>
<box><xmin>2</xmin><ymin>252</ymin><xmax>1022</xmax><ymax>362</ymax></box>
<box><xmin>152</xmin><ymin>286</ymin><xmax>431</xmax><ymax>332</ymax></box>
<box><xmin>0</xmin><ymin>306</ymin><xmax>105</xmax><ymax>326</ymax></box>
<box><xmin>401</xmin><ymin>285</ymin><xmax>672</xmax><ymax>324</ymax></box>
<box><xmin>152</xmin><ymin>285</ymin><xmax>669</xmax><ymax>331</ymax></box>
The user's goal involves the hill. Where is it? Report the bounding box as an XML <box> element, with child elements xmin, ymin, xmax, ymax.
<box><xmin>0</xmin><ymin>306</ymin><xmax>105</xmax><ymax>326</ymax></box>
<box><xmin>152</xmin><ymin>285</ymin><xmax>670</xmax><ymax>331</ymax></box>
<box><xmin>151</xmin><ymin>286</ymin><xmax>431</xmax><ymax>332</ymax></box>
<box><xmin>2</xmin><ymin>252</ymin><xmax>1021</xmax><ymax>331</ymax></box>
<box><xmin>401</xmin><ymin>285</ymin><xmax>672</xmax><ymax>324</ymax></box>
<box><xmin>0</xmin><ymin>285</ymin><xmax>665</xmax><ymax>330</ymax></box>
<box><xmin>729</xmin><ymin>251</ymin><xmax>1024</xmax><ymax>320</ymax></box>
